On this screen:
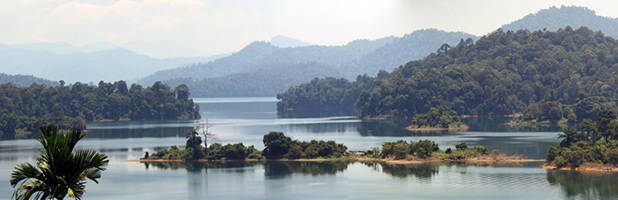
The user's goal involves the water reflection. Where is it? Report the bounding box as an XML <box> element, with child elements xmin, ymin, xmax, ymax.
<box><xmin>463</xmin><ymin>117</ymin><xmax>565</xmax><ymax>132</ymax></box>
<box><xmin>87</xmin><ymin>126</ymin><xmax>194</xmax><ymax>139</ymax></box>
<box><xmin>264</xmin><ymin>161</ymin><xmax>350</xmax><ymax>179</ymax></box>
<box><xmin>547</xmin><ymin>170</ymin><xmax>618</xmax><ymax>200</ymax></box>
<box><xmin>145</xmin><ymin>161</ymin><xmax>443</xmax><ymax>180</ymax></box>
<box><xmin>146</xmin><ymin>161</ymin><xmax>260</xmax><ymax>173</ymax></box>
<box><xmin>363</xmin><ymin>162</ymin><xmax>439</xmax><ymax>180</ymax></box>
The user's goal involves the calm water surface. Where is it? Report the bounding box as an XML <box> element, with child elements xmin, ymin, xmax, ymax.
<box><xmin>1</xmin><ymin>97</ymin><xmax>616</xmax><ymax>200</ymax></box>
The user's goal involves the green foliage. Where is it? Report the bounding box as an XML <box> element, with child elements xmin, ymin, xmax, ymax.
<box><xmin>262</xmin><ymin>132</ymin><xmax>293</xmax><ymax>159</ymax></box>
<box><xmin>277</xmin><ymin>27</ymin><xmax>618</xmax><ymax>121</ymax></box>
<box><xmin>380</xmin><ymin>140</ymin><xmax>440</xmax><ymax>159</ymax></box>
<box><xmin>455</xmin><ymin>142</ymin><xmax>468</xmax><ymax>150</ymax></box>
<box><xmin>263</xmin><ymin>132</ymin><xmax>348</xmax><ymax>159</ymax></box>
<box><xmin>410</xmin><ymin>107</ymin><xmax>463</xmax><ymax>128</ymax></box>
<box><xmin>0</xmin><ymin>81</ymin><xmax>200</xmax><ymax>139</ymax></box>
<box><xmin>546</xmin><ymin>109</ymin><xmax>618</xmax><ymax>167</ymax></box>
<box><xmin>521</xmin><ymin>101</ymin><xmax>563</xmax><ymax>121</ymax></box>
<box><xmin>473</xmin><ymin>145</ymin><xmax>489</xmax><ymax>155</ymax></box>
<box><xmin>10</xmin><ymin>126</ymin><xmax>109</xmax><ymax>200</ymax></box>
<box><xmin>276</xmin><ymin>75</ymin><xmax>375</xmax><ymax>116</ymax></box>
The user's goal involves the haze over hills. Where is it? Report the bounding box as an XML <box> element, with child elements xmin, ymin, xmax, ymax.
<box><xmin>0</xmin><ymin>73</ymin><xmax>57</xmax><ymax>87</ymax></box>
<box><xmin>164</xmin><ymin>62</ymin><xmax>339</xmax><ymax>97</ymax></box>
<box><xmin>140</xmin><ymin>29</ymin><xmax>476</xmax><ymax>97</ymax></box>
<box><xmin>0</xmin><ymin>44</ymin><xmax>220</xmax><ymax>83</ymax></box>
<box><xmin>270</xmin><ymin>35</ymin><xmax>312</xmax><ymax>48</ymax></box>
<box><xmin>502</xmin><ymin>6</ymin><xmax>618</xmax><ymax>37</ymax></box>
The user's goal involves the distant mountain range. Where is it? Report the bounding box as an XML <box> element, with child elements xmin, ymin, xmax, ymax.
<box><xmin>502</xmin><ymin>6</ymin><xmax>618</xmax><ymax>38</ymax></box>
<box><xmin>4</xmin><ymin>6</ymin><xmax>618</xmax><ymax>98</ymax></box>
<box><xmin>0</xmin><ymin>73</ymin><xmax>57</xmax><ymax>87</ymax></box>
<box><xmin>0</xmin><ymin>43</ymin><xmax>222</xmax><ymax>83</ymax></box>
<box><xmin>164</xmin><ymin>62</ymin><xmax>339</xmax><ymax>97</ymax></box>
<box><xmin>139</xmin><ymin>29</ymin><xmax>475</xmax><ymax>97</ymax></box>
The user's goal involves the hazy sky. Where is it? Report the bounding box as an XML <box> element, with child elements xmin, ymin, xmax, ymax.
<box><xmin>2</xmin><ymin>0</ymin><xmax>618</xmax><ymax>58</ymax></box>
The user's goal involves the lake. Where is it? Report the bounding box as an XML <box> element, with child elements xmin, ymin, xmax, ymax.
<box><xmin>1</xmin><ymin>97</ymin><xmax>616</xmax><ymax>200</ymax></box>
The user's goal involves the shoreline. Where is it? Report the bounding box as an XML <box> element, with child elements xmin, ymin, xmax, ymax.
<box><xmin>133</xmin><ymin>156</ymin><xmax>543</xmax><ymax>165</ymax></box>
<box><xmin>405</xmin><ymin>124</ymin><xmax>469</xmax><ymax>131</ymax></box>
<box><xmin>541</xmin><ymin>164</ymin><xmax>618</xmax><ymax>172</ymax></box>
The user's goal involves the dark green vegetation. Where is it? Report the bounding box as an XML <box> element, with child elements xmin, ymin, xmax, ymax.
<box><xmin>262</xmin><ymin>132</ymin><xmax>348</xmax><ymax>159</ymax></box>
<box><xmin>368</xmin><ymin>140</ymin><xmax>491</xmax><ymax>160</ymax></box>
<box><xmin>409</xmin><ymin>107</ymin><xmax>466</xmax><ymax>129</ymax></box>
<box><xmin>545</xmin><ymin>110</ymin><xmax>618</xmax><ymax>168</ymax></box>
<box><xmin>149</xmin><ymin>130</ymin><xmax>262</xmax><ymax>161</ymax></box>
<box><xmin>0</xmin><ymin>81</ymin><xmax>200</xmax><ymax>139</ymax></box>
<box><xmin>0</xmin><ymin>73</ymin><xmax>57</xmax><ymax>87</ymax></box>
<box><xmin>10</xmin><ymin>126</ymin><xmax>109</xmax><ymax>200</ymax></box>
<box><xmin>140</xmin><ymin>29</ymin><xmax>476</xmax><ymax>97</ymax></box>
<box><xmin>519</xmin><ymin>101</ymin><xmax>566</xmax><ymax>123</ymax></box>
<box><xmin>278</xmin><ymin>27</ymin><xmax>618</xmax><ymax>123</ymax></box>
<box><xmin>276</xmin><ymin>75</ymin><xmax>374</xmax><ymax>116</ymax></box>
<box><xmin>148</xmin><ymin>131</ymin><xmax>348</xmax><ymax>161</ymax></box>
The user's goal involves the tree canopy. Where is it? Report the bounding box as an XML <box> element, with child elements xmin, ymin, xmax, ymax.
<box><xmin>277</xmin><ymin>27</ymin><xmax>618</xmax><ymax>122</ymax></box>
<box><xmin>0</xmin><ymin>81</ymin><xmax>200</xmax><ymax>139</ymax></box>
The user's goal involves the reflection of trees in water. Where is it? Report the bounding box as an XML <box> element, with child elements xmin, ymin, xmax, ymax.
<box><xmin>264</xmin><ymin>161</ymin><xmax>350</xmax><ymax>179</ymax></box>
<box><xmin>547</xmin><ymin>170</ymin><xmax>618</xmax><ymax>199</ymax></box>
<box><xmin>277</xmin><ymin>108</ymin><xmax>355</xmax><ymax>118</ymax></box>
<box><xmin>146</xmin><ymin>161</ymin><xmax>260</xmax><ymax>173</ymax></box>
<box><xmin>467</xmin><ymin>137</ymin><xmax>555</xmax><ymax>159</ymax></box>
<box><xmin>285</xmin><ymin>122</ymin><xmax>358</xmax><ymax>135</ymax></box>
<box><xmin>363</xmin><ymin>162</ymin><xmax>439</xmax><ymax>179</ymax></box>
<box><xmin>87</xmin><ymin>126</ymin><xmax>194</xmax><ymax>139</ymax></box>
<box><xmin>462</xmin><ymin>117</ymin><xmax>565</xmax><ymax>132</ymax></box>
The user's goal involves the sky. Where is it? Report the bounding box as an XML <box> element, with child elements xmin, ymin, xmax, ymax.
<box><xmin>1</xmin><ymin>0</ymin><xmax>618</xmax><ymax>58</ymax></box>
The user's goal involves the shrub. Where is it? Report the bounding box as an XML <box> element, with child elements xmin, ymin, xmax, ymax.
<box><xmin>263</xmin><ymin>132</ymin><xmax>292</xmax><ymax>159</ymax></box>
<box><xmin>473</xmin><ymin>145</ymin><xmax>489</xmax><ymax>155</ymax></box>
<box><xmin>455</xmin><ymin>142</ymin><xmax>468</xmax><ymax>150</ymax></box>
<box><xmin>413</xmin><ymin>140</ymin><xmax>439</xmax><ymax>158</ymax></box>
<box><xmin>285</xmin><ymin>144</ymin><xmax>305</xmax><ymax>159</ymax></box>
<box><xmin>223</xmin><ymin>143</ymin><xmax>249</xmax><ymax>160</ymax></box>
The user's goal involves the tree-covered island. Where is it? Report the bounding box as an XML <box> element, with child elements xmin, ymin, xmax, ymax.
<box><xmin>0</xmin><ymin>81</ymin><xmax>201</xmax><ymax>139</ymax></box>
<box><xmin>406</xmin><ymin>107</ymin><xmax>469</xmax><ymax>131</ymax></box>
<box><xmin>141</xmin><ymin>131</ymin><xmax>527</xmax><ymax>164</ymax></box>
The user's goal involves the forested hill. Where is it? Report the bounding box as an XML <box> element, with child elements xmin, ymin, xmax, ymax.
<box><xmin>502</xmin><ymin>6</ymin><xmax>618</xmax><ymax>38</ymax></box>
<box><xmin>139</xmin><ymin>29</ymin><xmax>475</xmax><ymax>97</ymax></box>
<box><xmin>0</xmin><ymin>73</ymin><xmax>57</xmax><ymax>87</ymax></box>
<box><xmin>164</xmin><ymin>62</ymin><xmax>340</xmax><ymax>97</ymax></box>
<box><xmin>277</xmin><ymin>27</ymin><xmax>618</xmax><ymax>120</ymax></box>
<box><xmin>0</xmin><ymin>81</ymin><xmax>200</xmax><ymax>139</ymax></box>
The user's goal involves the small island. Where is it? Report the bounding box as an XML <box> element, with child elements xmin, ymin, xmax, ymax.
<box><xmin>405</xmin><ymin>107</ymin><xmax>469</xmax><ymax>131</ymax></box>
<box><xmin>543</xmin><ymin>109</ymin><xmax>618</xmax><ymax>172</ymax></box>
<box><xmin>506</xmin><ymin>102</ymin><xmax>568</xmax><ymax>127</ymax></box>
<box><xmin>139</xmin><ymin>131</ymin><xmax>528</xmax><ymax>164</ymax></box>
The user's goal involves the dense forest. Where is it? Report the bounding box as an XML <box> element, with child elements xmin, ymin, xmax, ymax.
<box><xmin>0</xmin><ymin>81</ymin><xmax>200</xmax><ymax>138</ymax></box>
<box><xmin>277</xmin><ymin>27</ymin><xmax>618</xmax><ymax>122</ymax></box>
